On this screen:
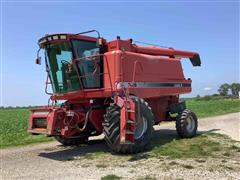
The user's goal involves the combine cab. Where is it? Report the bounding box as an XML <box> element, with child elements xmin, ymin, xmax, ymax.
<box><xmin>28</xmin><ymin>30</ymin><xmax>201</xmax><ymax>153</ymax></box>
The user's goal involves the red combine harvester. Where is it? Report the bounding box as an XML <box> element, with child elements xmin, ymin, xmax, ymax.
<box><xmin>28</xmin><ymin>30</ymin><xmax>201</xmax><ymax>153</ymax></box>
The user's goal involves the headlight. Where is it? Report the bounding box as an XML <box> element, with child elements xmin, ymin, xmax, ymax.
<box><xmin>47</xmin><ymin>36</ymin><xmax>52</xmax><ymax>41</ymax></box>
<box><xmin>52</xmin><ymin>35</ymin><xmax>58</xmax><ymax>40</ymax></box>
<box><xmin>60</xmin><ymin>35</ymin><xmax>67</xmax><ymax>39</ymax></box>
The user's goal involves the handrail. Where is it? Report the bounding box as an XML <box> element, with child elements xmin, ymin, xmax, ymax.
<box><xmin>45</xmin><ymin>74</ymin><xmax>53</xmax><ymax>96</ymax></box>
<box><xmin>73</xmin><ymin>54</ymin><xmax>114</xmax><ymax>96</ymax></box>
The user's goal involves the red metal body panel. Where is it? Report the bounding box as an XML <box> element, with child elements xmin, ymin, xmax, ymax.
<box><xmin>28</xmin><ymin>106</ymin><xmax>61</xmax><ymax>135</ymax></box>
<box><xmin>121</xmin><ymin>51</ymin><xmax>184</xmax><ymax>81</ymax></box>
<box><xmin>50</xmin><ymin>49</ymin><xmax>191</xmax><ymax>101</ymax></box>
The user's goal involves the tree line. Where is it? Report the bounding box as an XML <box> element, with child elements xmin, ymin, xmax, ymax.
<box><xmin>218</xmin><ymin>83</ymin><xmax>240</xmax><ymax>96</ymax></box>
<box><xmin>0</xmin><ymin>105</ymin><xmax>41</xmax><ymax>109</ymax></box>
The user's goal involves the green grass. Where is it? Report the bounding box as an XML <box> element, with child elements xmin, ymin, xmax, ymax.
<box><xmin>186</xmin><ymin>98</ymin><xmax>240</xmax><ymax>118</ymax></box>
<box><xmin>0</xmin><ymin>98</ymin><xmax>239</xmax><ymax>148</ymax></box>
<box><xmin>0</xmin><ymin>109</ymin><xmax>52</xmax><ymax>148</ymax></box>
<box><xmin>149</xmin><ymin>133</ymin><xmax>240</xmax><ymax>159</ymax></box>
<box><xmin>83</xmin><ymin>151</ymin><xmax>108</xmax><ymax>160</ymax></box>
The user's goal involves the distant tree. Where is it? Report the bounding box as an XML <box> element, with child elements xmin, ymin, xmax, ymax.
<box><xmin>229</xmin><ymin>83</ymin><xmax>240</xmax><ymax>96</ymax></box>
<box><xmin>196</xmin><ymin>94</ymin><xmax>200</xmax><ymax>98</ymax></box>
<box><xmin>218</xmin><ymin>83</ymin><xmax>230</xmax><ymax>96</ymax></box>
<box><xmin>202</xmin><ymin>95</ymin><xmax>211</xmax><ymax>101</ymax></box>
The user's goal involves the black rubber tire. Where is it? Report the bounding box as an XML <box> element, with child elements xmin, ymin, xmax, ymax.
<box><xmin>102</xmin><ymin>96</ymin><xmax>154</xmax><ymax>154</ymax></box>
<box><xmin>176</xmin><ymin>109</ymin><xmax>198</xmax><ymax>138</ymax></box>
<box><xmin>55</xmin><ymin>136</ymin><xmax>88</xmax><ymax>146</ymax></box>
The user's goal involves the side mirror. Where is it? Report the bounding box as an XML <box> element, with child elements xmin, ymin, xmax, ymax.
<box><xmin>35</xmin><ymin>57</ymin><xmax>41</xmax><ymax>65</ymax></box>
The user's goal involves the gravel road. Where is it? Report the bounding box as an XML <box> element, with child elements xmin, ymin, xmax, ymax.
<box><xmin>1</xmin><ymin>112</ymin><xmax>239</xmax><ymax>180</ymax></box>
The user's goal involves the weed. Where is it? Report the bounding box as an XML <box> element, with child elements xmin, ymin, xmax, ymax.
<box><xmin>231</xmin><ymin>145</ymin><xmax>240</xmax><ymax>151</ymax></box>
<box><xmin>118</xmin><ymin>164</ymin><xmax>126</xmax><ymax>168</ymax></box>
<box><xmin>129</xmin><ymin>170</ymin><xmax>135</xmax><ymax>173</ymax></box>
<box><xmin>96</xmin><ymin>164</ymin><xmax>108</xmax><ymax>168</ymax></box>
<box><xmin>182</xmin><ymin>165</ymin><xmax>194</xmax><ymax>169</ymax></box>
<box><xmin>81</xmin><ymin>164</ymin><xmax>90</xmax><ymax>168</ymax></box>
<box><xmin>137</xmin><ymin>175</ymin><xmax>157</xmax><ymax>180</ymax></box>
<box><xmin>128</xmin><ymin>153</ymin><xmax>149</xmax><ymax>161</ymax></box>
<box><xmin>169</xmin><ymin>161</ymin><xmax>179</xmax><ymax>165</ymax></box>
<box><xmin>220</xmin><ymin>165</ymin><xmax>234</xmax><ymax>171</ymax></box>
<box><xmin>195</xmin><ymin>159</ymin><xmax>206</xmax><ymax>163</ymax></box>
<box><xmin>225</xmin><ymin>166</ymin><xmax>234</xmax><ymax>170</ymax></box>
<box><xmin>101</xmin><ymin>174</ymin><xmax>121</xmax><ymax>180</ymax></box>
<box><xmin>223</xmin><ymin>152</ymin><xmax>231</xmax><ymax>157</ymax></box>
<box><xmin>65</xmin><ymin>157</ymin><xmax>75</xmax><ymax>161</ymax></box>
<box><xmin>208</xmin><ymin>167</ymin><xmax>214</xmax><ymax>172</ymax></box>
<box><xmin>83</xmin><ymin>151</ymin><xmax>108</xmax><ymax>160</ymax></box>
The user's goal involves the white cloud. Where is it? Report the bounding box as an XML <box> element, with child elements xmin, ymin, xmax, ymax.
<box><xmin>204</xmin><ymin>87</ymin><xmax>212</xmax><ymax>91</ymax></box>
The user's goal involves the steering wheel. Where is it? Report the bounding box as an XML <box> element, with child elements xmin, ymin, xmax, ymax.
<box><xmin>61</xmin><ymin>60</ymin><xmax>71</xmax><ymax>65</ymax></box>
<box><xmin>61</xmin><ymin>60</ymin><xmax>72</xmax><ymax>73</ymax></box>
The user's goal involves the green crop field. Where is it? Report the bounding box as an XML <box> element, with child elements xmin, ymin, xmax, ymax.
<box><xmin>0</xmin><ymin>108</ymin><xmax>53</xmax><ymax>148</ymax></box>
<box><xmin>186</xmin><ymin>98</ymin><xmax>240</xmax><ymax>118</ymax></box>
<box><xmin>0</xmin><ymin>98</ymin><xmax>239</xmax><ymax>148</ymax></box>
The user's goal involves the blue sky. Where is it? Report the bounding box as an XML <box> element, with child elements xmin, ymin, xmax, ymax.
<box><xmin>1</xmin><ymin>1</ymin><xmax>239</xmax><ymax>106</ymax></box>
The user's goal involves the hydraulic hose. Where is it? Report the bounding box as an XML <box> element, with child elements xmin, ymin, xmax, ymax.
<box><xmin>75</xmin><ymin>107</ymin><xmax>93</xmax><ymax>132</ymax></box>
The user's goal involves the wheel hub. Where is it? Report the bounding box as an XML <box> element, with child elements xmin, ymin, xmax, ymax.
<box><xmin>134</xmin><ymin>114</ymin><xmax>147</xmax><ymax>140</ymax></box>
<box><xmin>186</xmin><ymin>116</ymin><xmax>195</xmax><ymax>132</ymax></box>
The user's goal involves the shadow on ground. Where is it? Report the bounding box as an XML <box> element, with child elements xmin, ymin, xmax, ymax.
<box><xmin>38</xmin><ymin>128</ymin><xmax>220</xmax><ymax>161</ymax></box>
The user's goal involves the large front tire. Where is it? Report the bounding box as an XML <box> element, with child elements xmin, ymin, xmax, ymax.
<box><xmin>176</xmin><ymin>109</ymin><xmax>198</xmax><ymax>138</ymax></box>
<box><xmin>103</xmin><ymin>97</ymin><xmax>154</xmax><ymax>154</ymax></box>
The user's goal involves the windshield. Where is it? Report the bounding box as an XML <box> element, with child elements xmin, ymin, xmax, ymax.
<box><xmin>46</xmin><ymin>41</ymin><xmax>80</xmax><ymax>93</ymax></box>
<box><xmin>45</xmin><ymin>40</ymin><xmax>101</xmax><ymax>94</ymax></box>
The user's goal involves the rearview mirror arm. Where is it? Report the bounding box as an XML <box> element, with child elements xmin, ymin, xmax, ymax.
<box><xmin>35</xmin><ymin>48</ymin><xmax>42</xmax><ymax>65</ymax></box>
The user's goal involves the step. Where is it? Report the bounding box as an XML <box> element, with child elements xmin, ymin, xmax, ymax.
<box><xmin>127</xmin><ymin>120</ymin><xmax>134</xmax><ymax>124</ymax></box>
<box><xmin>126</xmin><ymin>130</ymin><xmax>134</xmax><ymax>135</ymax></box>
<box><xmin>127</xmin><ymin>110</ymin><xmax>135</xmax><ymax>113</ymax></box>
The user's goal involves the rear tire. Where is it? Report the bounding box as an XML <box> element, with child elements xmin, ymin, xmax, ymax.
<box><xmin>176</xmin><ymin>109</ymin><xmax>198</xmax><ymax>138</ymax></box>
<box><xmin>55</xmin><ymin>136</ymin><xmax>88</xmax><ymax>146</ymax></box>
<box><xmin>103</xmin><ymin>96</ymin><xmax>154</xmax><ymax>154</ymax></box>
